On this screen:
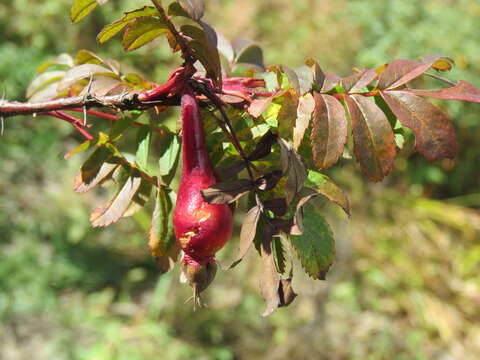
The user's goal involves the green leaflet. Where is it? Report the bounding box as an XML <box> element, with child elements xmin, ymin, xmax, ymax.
<box><xmin>290</xmin><ymin>203</ymin><xmax>335</xmax><ymax>280</ymax></box>
<box><xmin>149</xmin><ymin>185</ymin><xmax>176</xmax><ymax>257</ymax></box>
<box><xmin>135</xmin><ymin>125</ymin><xmax>151</xmax><ymax>172</ymax></box>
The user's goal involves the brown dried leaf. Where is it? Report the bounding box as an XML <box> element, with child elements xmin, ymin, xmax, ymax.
<box><xmin>321</xmin><ymin>73</ymin><xmax>341</xmax><ymax>92</ymax></box>
<box><xmin>123</xmin><ymin>180</ymin><xmax>152</xmax><ymax>218</ymax></box>
<box><xmin>90</xmin><ymin>173</ymin><xmax>142</xmax><ymax>227</ymax></box>
<box><xmin>278</xmin><ymin>277</ymin><xmax>297</xmax><ymax>308</ymax></box>
<box><xmin>215</xmin><ymin>161</ymin><xmax>247</xmax><ymax>180</ymax></box>
<box><xmin>277</xmin><ymin>138</ymin><xmax>307</xmax><ymax>203</ymax></box>
<box><xmin>229</xmin><ymin>205</ymin><xmax>262</xmax><ymax>269</ymax></box>
<box><xmin>263</xmin><ymin>198</ymin><xmax>287</xmax><ymax>217</ymax></box>
<box><xmin>345</xmin><ymin>95</ymin><xmax>396</xmax><ymax>182</ymax></box>
<box><xmin>259</xmin><ymin>225</ymin><xmax>280</xmax><ymax>317</ymax></box>
<box><xmin>247</xmin><ymin>130</ymin><xmax>278</xmax><ymax>161</ymax></box>
<box><xmin>201</xmin><ymin>179</ymin><xmax>254</xmax><ymax>204</ymax></box>
<box><xmin>311</xmin><ymin>93</ymin><xmax>348</xmax><ymax>170</ymax></box>
<box><xmin>254</xmin><ymin>170</ymin><xmax>283</xmax><ymax>191</ymax></box>
<box><xmin>76</xmin><ymin>146</ymin><xmax>116</xmax><ymax>192</ymax></box>
<box><xmin>74</xmin><ymin>162</ymin><xmax>118</xmax><ymax>193</ymax></box>
<box><xmin>382</xmin><ymin>91</ymin><xmax>457</xmax><ymax>161</ymax></box>
<box><xmin>407</xmin><ymin>80</ymin><xmax>480</xmax><ymax>103</ymax></box>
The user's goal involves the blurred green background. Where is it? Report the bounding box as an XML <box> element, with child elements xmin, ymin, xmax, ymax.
<box><xmin>1</xmin><ymin>0</ymin><xmax>479</xmax><ymax>359</ymax></box>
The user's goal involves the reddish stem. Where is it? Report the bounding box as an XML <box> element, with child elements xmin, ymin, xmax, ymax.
<box><xmin>67</xmin><ymin>108</ymin><xmax>166</xmax><ymax>135</ymax></box>
<box><xmin>44</xmin><ymin>111</ymin><xmax>93</xmax><ymax>140</ymax></box>
<box><xmin>69</xmin><ymin>108</ymin><xmax>120</xmax><ymax>121</ymax></box>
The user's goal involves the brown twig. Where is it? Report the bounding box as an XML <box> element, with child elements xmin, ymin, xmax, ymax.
<box><xmin>0</xmin><ymin>93</ymin><xmax>180</xmax><ymax>118</ymax></box>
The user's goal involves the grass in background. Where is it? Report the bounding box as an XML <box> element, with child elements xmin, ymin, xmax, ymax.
<box><xmin>1</xmin><ymin>1</ymin><xmax>479</xmax><ymax>359</ymax></box>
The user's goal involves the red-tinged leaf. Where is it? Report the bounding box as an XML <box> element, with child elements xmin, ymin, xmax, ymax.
<box><xmin>294</xmin><ymin>65</ymin><xmax>314</xmax><ymax>95</ymax></box>
<box><xmin>378</xmin><ymin>56</ymin><xmax>454</xmax><ymax>90</ymax></box>
<box><xmin>277</xmin><ymin>138</ymin><xmax>307</xmax><ymax>203</ymax></box>
<box><xmin>341</xmin><ymin>69</ymin><xmax>378</xmax><ymax>93</ymax></box>
<box><xmin>294</xmin><ymin>93</ymin><xmax>315</xmax><ymax>150</ymax></box>
<box><xmin>97</xmin><ymin>6</ymin><xmax>159</xmax><ymax>44</ymax></box>
<box><xmin>310</xmin><ymin>93</ymin><xmax>348</xmax><ymax>170</ymax></box>
<box><xmin>420</xmin><ymin>55</ymin><xmax>454</xmax><ymax>71</ymax></box>
<box><xmin>201</xmin><ymin>179</ymin><xmax>254</xmax><ymax>204</ymax></box>
<box><xmin>305</xmin><ymin>170</ymin><xmax>351</xmax><ymax>216</ymax></box>
<box><xmin>407</xmin><ymin>80</ymin><xmax>480</xmax><ymax>103</ymax></box>
<box><xmin>377</xmin><ymin>59</ymin><xmax>425</xmax><ymax>89</ymax></box>
<box><xmin>122</xmin><ymin>18</ymin><xmax>169</xmax><ymax>52</ymax></box>
<box><xmin>229</xmin><ymin>205</ymin><xmax>262</xmax><ymax>269</ymax></box>
<box><xmin>321</xmin><ymin>73</ymin><xmax>341</xmax><ymax>92</ymax></box>
<box><xmin>290</xmin><ymin>202</ymin><xmax>334</xmax><ymax>280</ymax></box>
<box><xmin>248</xmin><ymin>97</ymin><xmax>273</xmax><ymax>118</ymax></box>
<box><xmin>346</xmin><ymin>95</ymin><xmax>396</xmax><ymax>182</ymax></box>
<box><xmin>90</xmin><ymin>173</ymin><xmax>142</xmax><ymax>227</ymax></box>
<box><xmin>282</xmin><ymin>66</ymin><xmax>300</xmax><ymax>94</ymax></box>
<box><xmin>305</xmin><ymin>57</ymin><xmax>325</xmax><ymax>90</ymax></box>
<box><xmin>381</xmin><ymin>91</ymin><xmax>457</xmax><ymax>161</ymax></box>
<box><xmin>248</xmin><ymin>90</ymin><xmax>284</xmax><ymax>118</ymax></box>
<box><xmin>277</xmin><ymin>89</ymin><xmax>300</xmax><ymax>139</ymax></box>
